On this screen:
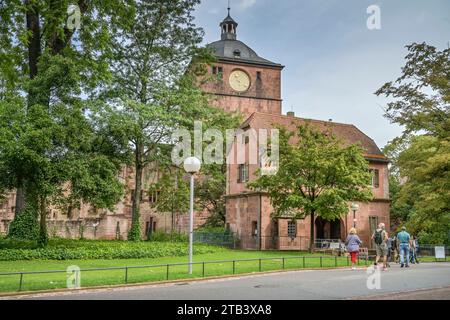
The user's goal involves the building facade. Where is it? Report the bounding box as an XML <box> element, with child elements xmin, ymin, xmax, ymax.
<box><xmin>0</xmin><ymin>164</ymin><xmax>209</xmax><ymax>239</ymax></box>
<box><xmin>204</xmin><ymin>10</ymin><xmax>390</xmax><ymax>250</ymax></box>
<box><xmin>0</xmin><ymin>9</ymin><xmax>390</xmax><ymax>248</ymax></box>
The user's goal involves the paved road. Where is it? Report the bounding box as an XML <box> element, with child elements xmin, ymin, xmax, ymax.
<box><xmin>6</xmin><ymin>263</ymin><xmax>450</xmax><ymax>300</ymax></box>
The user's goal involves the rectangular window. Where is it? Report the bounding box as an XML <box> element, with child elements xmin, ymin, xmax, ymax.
<box><xmin>272</xmin><ymin>220</ymin><xmax>279</xmax><ymax>237</ymax></box>
<box><xmin>257</xmin><ymin>71</ymin><xmax>262</xmax><ymax>80</ymax></box>
<box><xmin>287</xmin><ymin>221</ymin><xmax>297</xmax><ymax>238</ymax></box>
<box><xmin>370</xmin><ymin>169</ymin><xmax>380</xmax><ymax>188</ymax></box>
<box><xmin>212</xmin><ymin>66</ymin><xmax>223</xmax><ymax>79</ymax></box>
<box><xmin>251</xmin><ymin>221</ymin><xmax>258</xmax><ymax>237</ymax></box>
<box><xmin>237</xmin><ymin>164</ymin><xmax>249</xmax><ymax>183</ymax></box>
<box><xmin>149</xmin><ymin>191</ymin><xmax>159</xmax><ymax>204</ymax></box>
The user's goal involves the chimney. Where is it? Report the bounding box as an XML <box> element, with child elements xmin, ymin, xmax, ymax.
<box><xmin>287</xmin><ymin>111</ymin><xmax>295</xmax><ymax>117</ymax></box>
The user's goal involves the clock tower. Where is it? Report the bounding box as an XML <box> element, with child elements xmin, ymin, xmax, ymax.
<box><xmin>201</xmin><ymin>7</ymin><xmax>284</xmax><ymax>117</ymax></box>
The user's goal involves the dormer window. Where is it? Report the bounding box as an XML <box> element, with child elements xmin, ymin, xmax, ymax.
<box><xmin>233</xmin><ymin>49</ymin><xmax>241</xmax><ymax>58</ymax></box>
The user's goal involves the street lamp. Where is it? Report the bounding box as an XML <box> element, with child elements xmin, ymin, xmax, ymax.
<box><xmin>351</xmin><ymin>203</ymin><xmax>359</xmax><ymax>228</ymax></box>
<box><xmin>183</xmin><ymin>156</ymin><xmax>201</xmax><ymax>274</ymax></box>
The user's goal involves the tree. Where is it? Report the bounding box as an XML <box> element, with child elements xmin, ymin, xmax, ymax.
<box><xmin>377</xmin><ymin>43</ymin><xmax>449</xmax><ymax>244</ymax></box>
<box><xmin>0</xmin><ymin>1</ymin><xmax>133</xmax><ymax>243</ymax></box>
<box><xmin>249</xmin><ymin>125</ymin><xmax>373</xmax><ymax>252</ymax></box>
<box><xmin>148</xmin><ymin>168</ymin><xmax>190</xmax><ymax>233</ymax></box>
<box><xmin>375</xmin><ymin>42</ymin><xmax>449</xmax><ymax>138</ymax></box>
<box><xmin>100</xmin><ymin>0</ymin><xmax>237</xmax><ymax>240</ymax></box>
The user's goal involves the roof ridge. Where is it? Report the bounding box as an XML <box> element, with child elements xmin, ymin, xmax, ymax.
<box><xmin>251</xmin><ymin>112</ymin><xmax>355</xmax><ymax>128</ymax></box>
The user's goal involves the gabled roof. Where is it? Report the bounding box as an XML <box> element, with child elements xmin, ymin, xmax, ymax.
<box><xmin>241</xmin><ymin>112</ymin><xmax>387</xmax><ymax>161</ymax></box>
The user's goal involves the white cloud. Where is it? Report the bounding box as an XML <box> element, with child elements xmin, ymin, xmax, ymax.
<box><xmin>239</xmin><ymin>0</ymin><xmax>257</xmax><ymax>10</ymax></box>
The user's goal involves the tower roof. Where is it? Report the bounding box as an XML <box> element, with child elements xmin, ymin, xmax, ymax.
<box><xmin>208</xmin><ymin>7</ymin><xmax>283</xmax><ymax>68</ymax></box>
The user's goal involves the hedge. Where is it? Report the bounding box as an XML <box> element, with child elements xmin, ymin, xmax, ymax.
<box><xmin>0</xmin><ymin>239</ymin><xmax>225</xmax><ymax>261</ymax></box>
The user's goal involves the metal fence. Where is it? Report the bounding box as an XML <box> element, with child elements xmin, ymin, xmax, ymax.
<box><xmin>416</xmin><ymin>244</ymin><xmax>449</xmax><ymax>257</ymax></box>
<box><xmin>0</xmin><ymin>255</ymin><xmax>372</xmax><ymax>293</ymax></box>
<box><xmin>193</xmin><ymin>232</ymin><xmax>236</xmax><ymax>248</ymax></box>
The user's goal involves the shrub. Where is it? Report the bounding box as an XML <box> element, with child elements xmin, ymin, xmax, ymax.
<box><xmin>147</xmin><ymin>231</ymin><xmax>188</xmax><ymax>242</ymax></box>
<box><xmin>7</xmin><ymin>206</ymin><xmax>39</xmax><ymax>241</ymax></box>
<box><xmin>0</xmin><ymin>239</ymin><xmax>225</xmax><ymax>261</ymax></box>
<box><xmin>195</xmin><ymin>226</ymin><xmax>230</xmax><ymax>234</ymax></box>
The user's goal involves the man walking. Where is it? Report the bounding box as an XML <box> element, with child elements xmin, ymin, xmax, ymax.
<box><xmin>397</xmin><ymin>226</ymin><xmax>411</xmax><ymax>268</ymax></box>
<box><xmin>372</xmin><ymin>223</ymin><xmax>388</xmax><ymax>271</ymax></box>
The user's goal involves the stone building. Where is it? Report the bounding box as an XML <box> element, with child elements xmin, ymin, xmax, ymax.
<box><xmin>201</xmin><ymin>10</ymin><xmax>390</xmax><ymax>250</ymax></box>
<box><xmin>1</xmin><ymin>8</ymin><xmax>390</xmax><ymax>247</ymax></box>
<box><xmin>0</xmin><ymin>164</ymin><xmax>209</xmax><ymax>239</ymax></box>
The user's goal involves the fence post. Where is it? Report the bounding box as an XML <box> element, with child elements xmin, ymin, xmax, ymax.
<box><xmin>166</xmin><ymin>264</ymin><xmax>169</xmax><ymax>280</ymax></box>
<box><xmin>259</xmin><ymin>259</ymin><xmax>262</xmax><ymax>272</ymax></box>
<box><xmin>335</xmin><ymin>256</ymin><xmax>338</xmax><ymax>267</ymax></box>
<box><xmin>282</xmin><ymin>257</ymin><xmax>285</xmax><ymax>270</ymax></box>
<box><xmin>233</xmin><ymin>260</ymin><xmax>235</xmax><ymax>274</ymax></box>
<box><xmin>19</xmin><ymin>273</ymin><xmax>23</xmax><ymax>292</ymax></box>
<box><xmin>320</xmin><ymin>256</ymin><xmax>323</xmax><ymax>268</ymax></box>
<box><xmin>347</xmin><ymin>256</ymin><xmax>349</xmax><ymax>266</ymax></box>
<box><xmin>125</xmin><ymin>267</ymin><xmax>128</xmax><ymax>284</ymax></box>
<box><xmin>202</xmin><ymin>262</ymin><xmax>205</xmax><ymax>277</ymax></box>
<box><xmin>303</xmin><ymin>256</ymin><xmax>305</xmax><ymax>268</ymax></box>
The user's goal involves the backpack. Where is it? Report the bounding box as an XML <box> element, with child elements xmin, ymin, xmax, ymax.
<box><xmin>374</xmin><ymin>230</ymin><xmax>383</xmax><ymax>245</ymax></box>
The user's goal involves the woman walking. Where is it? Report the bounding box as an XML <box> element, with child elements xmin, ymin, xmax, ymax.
<box><xmin>345</xmin><ymin>228</ymin><xmax>362</xmax><ymax>270</ymax></box>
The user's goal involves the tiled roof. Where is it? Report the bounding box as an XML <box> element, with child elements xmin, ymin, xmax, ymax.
<box><xmin>241</xmin><ymin>112</ymin><xmax>387</xmax><ymax>160</ymax></box>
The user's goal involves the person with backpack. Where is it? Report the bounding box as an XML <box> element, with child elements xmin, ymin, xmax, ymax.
<box><xmin>372</xmin><ymin>223</ymin><xmax>388</xmax><ymax>271</ymax></box>
<box><xmin>345</xmin><ymin>227</ymin><xmax>362</xmax><ymax>270</ymax></box>
<box><xmin>397</xmin><ymin>226</ymin><xmax>411</xmax><ymax>268</ymax></box>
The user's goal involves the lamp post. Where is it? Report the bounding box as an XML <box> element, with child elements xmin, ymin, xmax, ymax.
<box><xmin>351</xmin><ymin>203</ymin><xmax>359</xmax><ymax>228</ymax></box>
<box><xmin>183</xmin><ymin>156</ymin><xmax>201</xmax><ymax>274</ymax></box>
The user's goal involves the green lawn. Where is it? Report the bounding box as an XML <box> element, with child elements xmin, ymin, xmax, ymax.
<box><xmin>417</xmin><ymin>256</ymin><xmax>450</xmax><ymax>262</ymax></box>
<box><xmin>0</xmin><ymin>248</ymin><xmax>371</xmax><ymax>293</ymax></box>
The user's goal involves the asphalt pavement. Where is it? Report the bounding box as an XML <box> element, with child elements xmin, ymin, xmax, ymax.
<box><xmin>4</xmin><ymin>262</ymin><xmax>450</xmax><ymax>300</ymax></box>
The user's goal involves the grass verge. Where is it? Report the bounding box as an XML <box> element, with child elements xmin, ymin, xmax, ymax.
<box><xmin>0</xmin><ymin>250</ymin><xmax>371</xmax><ymax>293</ymax></box>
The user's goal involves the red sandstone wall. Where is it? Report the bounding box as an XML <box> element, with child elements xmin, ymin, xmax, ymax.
<box><xmin>199</xmin><ymin>61</ymin><xmax>282</xmax><ymax>117</ymax></box>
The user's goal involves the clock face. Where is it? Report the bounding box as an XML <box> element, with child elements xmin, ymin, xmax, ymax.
<box><xmin>229</xmin><ymin>70</ymin><xmax>250</xmax><ymax>92</ymax></box>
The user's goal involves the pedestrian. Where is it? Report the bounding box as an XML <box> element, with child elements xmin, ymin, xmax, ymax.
<box><xmin>345</xmin><ymin>228</ymin><xmax>362</xmax><ymax>270</ymax></box>
<box><xmin>391</xmin><ymin>235</ymin><xmax>399</xmax><ymax>263</ymax></box>
<box><xmin>372</xmin><ymin>223</ymin><xmax>388</xmax><ymax>271</ymax></box>
<box><xmin>397</xmin><ymin>226</ymin><xmax>411</xmax><ymax>268</ymax></box>
<box><xmin>386</xmin><ymin>235</ymin><xmax>393</xmax><ymax>267</ymax></box>
<box><xmin>410</xmin><ymin>235</ymin><xmax>419</xmax><ymax>264</ymax></box>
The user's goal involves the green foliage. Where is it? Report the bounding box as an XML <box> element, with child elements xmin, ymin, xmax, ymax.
<box><xmin>0</xmin><ymin>239</ymin><xmax>223</xmax><ymax>261</ymax></box>
<box><xmin>148</xmin><ymin>169</ymin><xmax>190</xmax><ymax>220</ymax></box>
<box><xmin>250</xmin><ymin>124</ymin><xmax>373</xmax><ymax>251</ymax></box>
<box><xmin>147</xmin><ymin>231</ymin><xmax>188</xmax><ymax>242</ymax></box>
<box><xmin>379</xmin><ymin>43</ymin><xmax>449</xmax><ymax>245</ymax></box>
<box><xmin>375</xmin><ymin>42</ymin><xmax>450</xmax><ymax>138</ymax></box>
<box><xmin>127</xmin><ymin>222</ymin><xmax>141</xmax><ymax>242</ymax></box>
<box><xmin>0</xmin><ymin>1</ymin><xmax>134</xmax><ymax>243</ymax></box>
<box><xmin>195</xmin><ymin>226</ymin><xmax>229</xmax><ymax>234</ymax></box>
<box><xmin>7</xmin><ymin>206</ymin><xmax>39</xmax><ymax>241</ymax></box>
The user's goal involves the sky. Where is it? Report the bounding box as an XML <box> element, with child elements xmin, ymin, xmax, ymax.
<box><xmin>193</xmin><ymin>0</ymin><xmax>450</xmax><ymax>149</ymax></box>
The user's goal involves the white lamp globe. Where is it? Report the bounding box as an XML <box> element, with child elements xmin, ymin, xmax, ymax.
<box><xmin>351</xmin><ymin>203</ymin><xmax>359</xmax><ymax>211</ymax></box>
<box><xmin>183</xmin><ymin>157</ymin><xmax>201</xmax><ymax>174</ymax></box>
